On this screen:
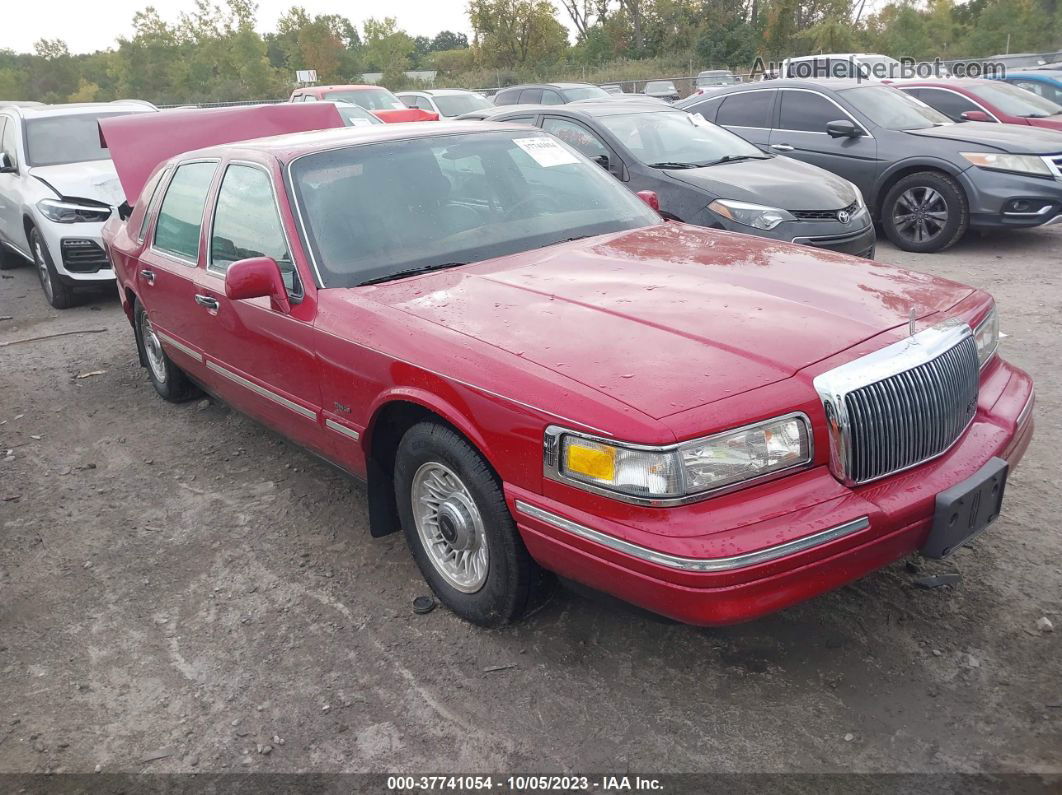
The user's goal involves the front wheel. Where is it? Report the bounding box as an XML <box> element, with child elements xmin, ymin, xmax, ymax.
<box><xmin>881</xmin><ymin>171</ymin><xmax>968</xmax><ymax>253</ymax></box>
<box><xmin>29</xmin><ymin>227</ymin><xmax>76</xmax><ymax>309</ymax></box>
<box><xmin>394</xmin><ymin>422</ymin><xmax>545</xmax><ymax>627</ymax></box>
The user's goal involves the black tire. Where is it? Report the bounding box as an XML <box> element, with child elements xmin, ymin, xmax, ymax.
<box><xmin>881</xmin><ymin>171</ymin><xmax>968</xmax><ymax>253</ymax></box>
<box><xmin>133</xmin><ymin>299</ymin><xmax>199</xmax><ymax>402</ymax></box>
<box><xmin>394</xmin><ymin>422</ymin><xmax>544</xmax><ymax>627</ymax></box>
<box><xmin>29</xmin><ymin>226</ymin><xmax>77</xmax><ymax>309</ymax></box>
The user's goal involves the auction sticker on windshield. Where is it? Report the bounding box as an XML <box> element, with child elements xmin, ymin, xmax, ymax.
<box><xmin>514</xmin><ymin>136</ymin><xmax>580</xmax><ymax>166</ymax></box>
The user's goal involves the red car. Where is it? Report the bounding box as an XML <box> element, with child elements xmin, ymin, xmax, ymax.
<box><xmin>289</xmin><ymin>84</ymin><xmax>438</xmax><ymax>123</ymax></box>
<box><xmin>893</xmin><ymin>78</ymin><xmax>1062</xmax><ymax>131</ymax></box>
<box><xmin>99</xmin><ymin>110</ymin><xmax>1034</xmax><ymax>628</ymax></box>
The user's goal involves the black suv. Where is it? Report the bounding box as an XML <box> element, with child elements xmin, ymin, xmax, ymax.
<box><xmin>678</xmin><ymin>80</ymin><xmax>1062</xmax><ymax>252</ymax></box>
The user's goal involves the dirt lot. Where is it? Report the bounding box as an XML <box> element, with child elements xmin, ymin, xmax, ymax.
<box><xmin>1</xmin><ymin>225</ymin><xmax>1060</xmax><ymax>778</ymax></box>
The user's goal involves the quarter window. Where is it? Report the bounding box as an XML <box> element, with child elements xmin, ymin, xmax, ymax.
<box><xmin>778</xmin><ymin>90</ymin><xmax>843</xmax><ymax>132</ymax></box>
<box><xmin>153</xmin><ymin>162</ymin><xmax>216</xmax><ymax>262</ymax></box>
<box><xmin>210</xmin><ymin>164</ymin><xmax>294</xmax><ymax>290</ymax></box>
<box><xmin>716</xmin><ymin>91</ymin><xmax>772</xmax><ymax>128</ymax></box>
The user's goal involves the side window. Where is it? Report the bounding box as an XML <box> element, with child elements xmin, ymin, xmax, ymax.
<box><xmin>210</xmin><ymin>164</ymin><xmax>297</xmax><ymax>293</ymax></box>
<box><xmin>778</xmin><ymin>90</ymin><xmax>843</xmax><ymax>132</ymax></box>
<box><xmin>398</xmin><ymin>95</ymin><xmax>415</xmax><ymax>108</ymax></box>
<box><xmin>541</xmin><ymin>90</ymin><xmax>563</xmax><ymax>105</ymax></box>
<box><xmin>1</xmin><ymin>116</ymin><xmax>17</xmax><ymax>168</ymax></box>
<box><xmin>500</xmin><ymin>115</ymin><xmax>537</xmax><ymax>125</ymax></box>
<box><xmin>685</xmin><ymin>97</ymin><xmax>722</xmax><ymax>121</ymax></box>
<box><xmin>136</xmin><ymin>167</ymin><xmax>169</xmax><ymax>243</ymax></box>
<box><xmin>716</xmin><ymin>91</ymin><xmax>772</xmax><ymax>128</ymax></box>
<box><xmin>494</xmin><ymin>89</ymin><xmax>518</xmax><ymax>106</ymax></box>
<box><xmin>541</xmin><ymin>118</ymin><xmax>609</xmax><ymax>162</ymax></box>
<box><xmin>914</xmin><ymin>89</ymin><xmax>982</xmax><ymax>122</ymax></box>
<box><xmin>153</xmin><ymin>162</ymin><xmax>216</xmax><ymax>262</ymax></box>
<box><xmin>520</xmin><ymin>88</ymin><xmax>544</xmax><ymax>104</ymax></box>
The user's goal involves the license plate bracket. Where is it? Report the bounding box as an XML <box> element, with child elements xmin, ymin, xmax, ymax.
<box><xmin>923</xmin><ymin>457</ymin><xmax>1008</xmax><ymax>559</ymax></box>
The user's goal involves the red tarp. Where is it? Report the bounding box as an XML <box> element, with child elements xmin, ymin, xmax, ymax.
<box><xmin>99</xmin><ymin>103</ymin><xmax>345</xmax><ymax>204</ymax></box>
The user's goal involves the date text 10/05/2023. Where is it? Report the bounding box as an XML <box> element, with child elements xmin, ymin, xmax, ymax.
<box><xmin>386</xmin><ymin>775</ymin><xmax>664</xmax><ymax>791</ymax></box>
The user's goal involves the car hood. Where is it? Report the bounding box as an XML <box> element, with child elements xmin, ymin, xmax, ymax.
<box><xmin>666</xmin><ymin>156</ymin><xmax>857</xmax><ymax>210</ymax></box>
<box><xmin>1026</xmin><ymin>116</ymin><xmax>1062</xmax><ymax>132</ymax></box>
<box><xmin>363</xmin><ymin>224</ymin><xmax>973</xmax><ymax>420</ymax></box>
<box><xmin>27</xmin><ymin>160</ymin><xmax>125</xmax><ymax>207</ymax></box>
<box><xmin>904</xmin><ymin>122</ymin><xmax>1062</xmax><ymax>153</ymax></box>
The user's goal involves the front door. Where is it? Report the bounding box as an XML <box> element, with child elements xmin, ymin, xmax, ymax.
<box><xmin>193</xmin><ymin>161</ymin><xmax>327</xmax><ymax>453</ymax></box>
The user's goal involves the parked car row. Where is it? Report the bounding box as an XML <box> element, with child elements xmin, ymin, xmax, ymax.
<box><xmin>87</xmin><ymin>105</ymin><xmax>1033</xmax><ymax>629</ymax></box>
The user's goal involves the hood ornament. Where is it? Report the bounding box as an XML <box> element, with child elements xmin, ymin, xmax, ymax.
<box><xmin>909</xmin><ymin>307</ymin><xmax>917</xmax><ymax>338</ymax></box>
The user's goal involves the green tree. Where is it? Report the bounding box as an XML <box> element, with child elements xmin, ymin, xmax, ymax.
<box><xmin>467</xmin><ymin>0</ymin><xmax>570</xmax><ymax>68</ymax></box>
<box><xmin>363</xmin><ymin>17</ymin><xmax>415</xmax><ymax>76</ymax></box>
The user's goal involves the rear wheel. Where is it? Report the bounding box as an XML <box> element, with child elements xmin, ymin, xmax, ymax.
<box><xmin>133</xmin><ymin>299</ymin><xmax>199</xmax><ymax>402</ymax></box>
<box><xmin>30</xmin><ymin>226</ymin><xmax>76</xmax><ymax>309</ymax></box>
<box><xmin>394</xmin><ymin>421</ymin><xmax>545</xmax><ymax>627</ymax></box>
<box><xmin>881</xmin><ymin>171</ymin><xmax>967</xmax><ymax>253</ymax></box>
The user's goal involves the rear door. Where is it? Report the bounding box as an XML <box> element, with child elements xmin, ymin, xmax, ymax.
<box><xmin>769</xmin><ymin>88</ymin><xmax>878</xmax><ymax>197</ymax></box>
<box><xmin>193</xmin><ymin>160</ymin><xmax>327</xmax><ymax>452</ymax></box>
<box><xmin>137</xmin><ymin>160</ymin><xmax>219</xmax><ymax>375</ymax></box>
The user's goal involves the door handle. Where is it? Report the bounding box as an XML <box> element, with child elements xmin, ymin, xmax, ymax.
<box><xmin>194</xmin><ymin>294</ymin><xmax>219</xmax><ymax>310</ymax></box>
<box><xmin>139</xmin><ymin>269</ymin><xmax>156</xmax><ymax>284</ymax></box>
<box><xmin>770</xmin><ymin>144</ymin><xmax>795</xmax><ymax>151</ymax></box>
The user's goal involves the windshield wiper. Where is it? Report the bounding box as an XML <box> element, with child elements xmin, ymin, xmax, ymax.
<box><xmin>648</xmin><ymin>161</ymin><xmax>704</xmax><ymax>169</ymax></box>
<box><xmin>359</xmin><ymin>261</ymin><xmax>467</xmax><ymax>286</ymax></box>
<box><xmin>702</xmin><ymin>154</ymin><xmax>770</xmax><ymax>166</ymax></box>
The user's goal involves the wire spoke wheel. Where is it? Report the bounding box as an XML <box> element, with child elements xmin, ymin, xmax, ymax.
<box><xmin>411</xmin><ymin>461</ymin><xmax>489</xmax><ymax>593</ymax></box>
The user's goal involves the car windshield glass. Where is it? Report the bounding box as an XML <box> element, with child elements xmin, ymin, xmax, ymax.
<box><xmin>697</xmin><ymin>74</ymin><xmax>735</xmax><ymax>86</ymax></box>
<box><xmin>325</xmin><ymin>89</ymin><xmax>405</xmax><ymax>111</ymax></box>
<box><xmin>646</xmin><ymin>82</ymin><xmax>676</xmax><ymax>92</ymax></box>
<box><xmin>25</xmin><ymin>111</ymin><xmax>139</xmax><ymax>167</ymax></box>
<box><xmin>839</xmin><ymin>85</ymin><xmax>951</xmax><ymax>130</ymax></box>
<box><xmin>562</xmin><ymin>86</ymin><xmax>610</xmax><ymax>101</ymax></box>
<box><xmin>290</xmin><ymin>130</ymin><xmax>659</xmax><ymax>288</ymax></box>
<box><xmin>598</xmin><ymin>110</ymin><xmax>764</xmax><ymax>166</ymax></box>
<box><xmin>336</xmin><ymin>105</ymin><xmax>383</xmax><ymax>126</ymax></box>
<box><xmin>969</xmin><ymin>81</ymin><xmax>1062</xmax><ymax>117</ymax></box>
<box><xmin>433</xmin><ymin>93</ymin><xmax>492</xmax><ymax>116</ymax></box>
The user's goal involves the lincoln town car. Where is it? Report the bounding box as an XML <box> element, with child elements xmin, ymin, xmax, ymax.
<box><xmin>100</xmin><ymin>111</ymin><xmax>1034</xmax><ymax>627</ymax></box>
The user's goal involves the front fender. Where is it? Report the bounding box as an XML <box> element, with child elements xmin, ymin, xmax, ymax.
<box><xmin>874</xmin><ymin>156</ymin><xmax>968</xmax><ymax>201</ymax></box>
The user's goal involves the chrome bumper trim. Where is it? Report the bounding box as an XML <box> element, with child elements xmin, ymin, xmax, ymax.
<box><xmin>514</xmin><ymin>500</ymin><xmax>870</xmax><ymax>572</ymax></box>
<box><xmin>1017</xmin><ymin>389</ymin><xmax>1035</xmax><ymax>428</ymax></box>
<box><xmin>325</xmin><ymin>418</ymin><xmax>361</xmax><ymax>441</ymax></box>
<box><xmin>155</xmin><ymin>331</ymin><xmax>203</xmax><ymax>363</ymax></box>
<box><xmin>205</xmin><ymin>360</ymin><xmax>316</xmax><ymax>421</ymax></box>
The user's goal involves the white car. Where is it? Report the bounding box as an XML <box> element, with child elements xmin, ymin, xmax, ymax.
<box><xmin>0</xmin><ymin>102</ymin><xmax>155</xmax><ymax>308</ymax></box>
<box><xmin>396</xmin><ymin>89</ymin><xmax>492</xmax><ymax>120</ymax></box>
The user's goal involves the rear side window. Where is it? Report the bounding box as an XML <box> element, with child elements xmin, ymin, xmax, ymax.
<box><xmin>906</xmin><ymin>88</ymin><xmax>981</xmax><ymax>122</ymax></box>
<box><xmin>209</xmin><ymin>164</ymin><xmax>295</xmax><ymax>291</ymax></box>
<box><xmin>716</xmin><ymin>92</ymin><xmax>772</xmax><ymax>128</ymax></box>
<box><xmin>153</xmin><ymin>162</ymin><xmax>216</xmax><ymax>262</ymax></box>
<box><xmin>778</xmin><ymin>90</ymin><xmax>842</xmax><ymax>132</ymax></box>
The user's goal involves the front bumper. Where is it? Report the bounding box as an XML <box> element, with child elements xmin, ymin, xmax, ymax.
<box><xmin>37</xmin><ymin>216</ymin><xmax>115</xmax><ymax>284</ymax></box>
<box><xmin>710</xmin><ymin>212</ymin><xmax>876</xmax><ymax>258</ymax></box>
<box><xmin>959</xmin><ymin>167</ymin><xmax>1062</xmax><ymax>229</ymax></box>
<box><xmin>507</xmin><ymin>358</ymin><xmax>1033</xmax><ymax>626</ymax></box>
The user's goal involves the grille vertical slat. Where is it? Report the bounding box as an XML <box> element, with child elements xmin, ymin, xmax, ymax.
<box><xmin>841</xmin><ymin>335</ymin><xmax>979</xmax><ymax>483</ymax></box>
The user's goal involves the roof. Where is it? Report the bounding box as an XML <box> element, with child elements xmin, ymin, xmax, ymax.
<box><xmin>889</xmin><ymin>78</ymin><xmax>997</xmax><ymax>88</ymax></box>
<box><xmin>4</xmin><ymin>102</ymin><xmax>154</xmax><ymax>119</ymax></box>
<box><xmin>1004</xmin><ymin>70</ymin><xmax>1062</xmax><ymax>80</ymax></box>
<box><xmin>487</xmin><ymin>102</ymin><xmax>674</xmax><ymax>119</ymax></box>
<box><xmin>497</xmin><ymin>82</ymin><xmax>597</xmax><ymax>91</ymax></box>
<box><xmin>693</xmin><ymin>78</ymin><xmax>870</xmax><ymax>92</ymax></box>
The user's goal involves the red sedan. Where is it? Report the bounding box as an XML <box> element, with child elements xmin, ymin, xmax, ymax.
<box><xmin>289</xmin><ymin>84</ymin><xmax>438</xmax><ymax>123</ymax></box>
<box><xmin>893</xmin><ymin>78</ymin><xmax>1062</xmax><ymax>131</ymax></box>
<box><xmin>100</xmin><ymin>112</ymin><xmax>1034</xmax><ymax>628</ymax></box>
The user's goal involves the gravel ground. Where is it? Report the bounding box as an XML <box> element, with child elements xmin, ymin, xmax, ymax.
<box><xmin>1</xmin><ymin>225</ymin><xmax>1060</xmax><ymax>778</ymax></box>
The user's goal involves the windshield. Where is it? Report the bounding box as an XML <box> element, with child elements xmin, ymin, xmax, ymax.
<box><xmin>969</xmin><ymin>81</ymin><xmax>1062</xmax><ymax>117</ymax></box>
<box><xmin>839</xmin><ymin>85</ymin><xmax>951</xmax><ymax>130</ymax></box>
<box><xmin>646</xmin><ymin>82</ymin><xmax>676</xmax><ymax>92</ymax></box>
<box><xmin>336</xmin><ymin>105</ymin><xmax>383</xmax><ymax>126</ymax></box>
<box><xmin>325</xmin><ymin>88</ymin><xmax>405</xmax><ymax>111</ymax></box>
<box><xmin>598</xmin><ymin>111</ymin><xmax>765</xmax><ymax>166</ymax></box>
<box><xmin>25</xmin><ymin>111</ymin><xmax>140</xmax><ymax>167</ymax></box>
<box><xmin>562</xmin><ymin>86</ymin><xmax>610</xmax><ymax>101</ymax></box>
<box><xmin>290</xmin><ymin>131</ymin><xmax>658</xmax><ymax>287</ymax></box>
<box><xmin>697</xmin><ymin>73</ymin><xmax>736</xmax><ymax>86</ymax></box>
<box><xmin>434</xmin><ymin>93</ymin><xmax>492</xmax><ymax>117</ymax></box>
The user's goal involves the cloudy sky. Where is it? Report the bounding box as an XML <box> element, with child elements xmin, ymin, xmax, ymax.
<box><xmin>2</xmin><ymin>0</ymin><xmax>548</xmax><ymax>55</ymax></box>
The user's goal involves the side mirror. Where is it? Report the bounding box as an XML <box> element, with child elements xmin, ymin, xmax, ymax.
<box><xmin>961</xmin><ymin>110</ymin><xmax>993</xmax><ymax>122</ymax></box>
<box><xmin>225</xmin><ymin>256</ymin><xmax>291</xmax><ymax>314</ymax></box>
<box><xmin>826</xmin><ymin>119</ymin><xmax>862</xmax><ymax>138</ymax></box>
<box><xmin>593</xmin><ymin>153</ymin><xmax>610</xmax><ymax>170</ymax></box>
<box><xmin>636</xmin><ymin>190</ymin><xmax>660</xmax><ymax>212</ymax></box>
<box><xmin>0</xmin><ymin>152</ymin><xmax>16</xmax><ymax>173</ymax></box>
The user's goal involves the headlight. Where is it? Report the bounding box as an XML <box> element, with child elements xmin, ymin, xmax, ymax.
<box><xmin>708</xmin><ymin>199</ymin><xmax>796</xmax><ymax>230</ymax></box>
<box><xmin>973</xmin><ymin>307</ymin><xmax>999</xmax><ymax>367</ymax></box>
<box><xmin>847</xmin><ymin>181</ymin><xmax>866</xmax><ymax>209</ymax></box>
<box><xmin>959</xmin><ymin>152</ymin><xmax>1053</xmax><ymax>177</ymax></box>
<box><xmin>36</xmin><ymin>198</ymin><xmax>111</xmax><ymax>224</ymax></box>
<box><xmin>546</xmin><ymin>413</ymin><xmax>812</xmax><ymax>504</ymax></box>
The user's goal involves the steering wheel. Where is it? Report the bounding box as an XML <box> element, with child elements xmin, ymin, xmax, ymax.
<box><xmin>502</xmin><ymin>192</ymin><xmax>561</xmax><ymax>221</ymax></box>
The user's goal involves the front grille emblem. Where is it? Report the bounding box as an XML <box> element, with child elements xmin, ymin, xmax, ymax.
<box><xmin>837</xmin><ymin>210</ymin><xmax>851</xmax><ymax>224</ymax></box>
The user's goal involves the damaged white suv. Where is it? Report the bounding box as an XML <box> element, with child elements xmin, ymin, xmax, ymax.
<box><xmin>0</xmin><ymin>102</ymin><xmax>154</xmax><ymax>308</ymax></box>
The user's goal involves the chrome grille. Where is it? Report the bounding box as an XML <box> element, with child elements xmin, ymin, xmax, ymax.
<box><xmin>791</xmin><ymin>201</ymin><xmax>859</xmax><ymax>221</ymax></box>
<box><xmin>1048</xmin><ymin>154</ymin><xmax>1062</xmax><ymax>177</ymax></box>
<box><xmin>814</xmin><ymin>324</ymin><xmax>980</xmax><ymax>485</ymax></box>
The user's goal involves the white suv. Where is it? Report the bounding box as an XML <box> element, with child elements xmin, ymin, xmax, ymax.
<box><xmin>0</xmin><ymin>102</ymin><xmax>154</xmax><ymax>308</ymax></box>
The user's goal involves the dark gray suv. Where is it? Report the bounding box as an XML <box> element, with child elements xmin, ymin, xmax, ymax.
<box><xmin>678</xmin><ymin>80</ymin><xmax>1062</xmax><ymax>252</ymax></box>
<box><xmin>468</xmin><ymin>103</ymin><xmax>875</xmax><ymax>256</ymax></box>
